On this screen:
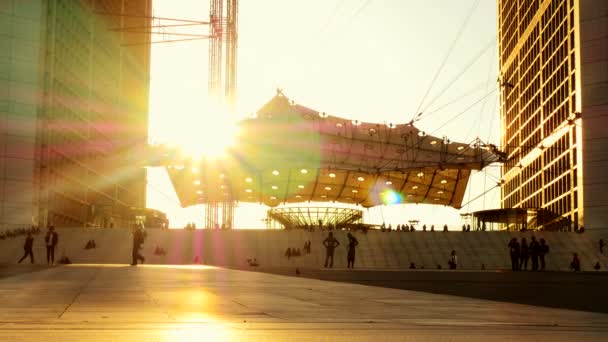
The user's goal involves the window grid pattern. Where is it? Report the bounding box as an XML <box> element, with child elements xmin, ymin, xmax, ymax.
<box><xmin>499</xmin><ymin>0</ymin><xmax>578</xmax><ymax>229</ymax></box>
<box><xmin>43</xmin><ymin>0</ymin><xmax>150</xmax><ymax>226</ymax></box>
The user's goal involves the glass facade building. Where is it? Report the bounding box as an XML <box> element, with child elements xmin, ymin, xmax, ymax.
<box><xmin>0</xmin><ymin>0</ymin><xmax>151</xmax><ymax>229</ymax></box>
<box><xmin>498</xmin><ymin>0</ymin><xmax>608</xmax><ymax>230</ymax></box>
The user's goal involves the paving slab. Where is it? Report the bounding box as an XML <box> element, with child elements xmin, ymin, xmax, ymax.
<box><xmin>0</xmin><ymin>264</ymin><xmax>608</xmax><ymax>340</ymax></box>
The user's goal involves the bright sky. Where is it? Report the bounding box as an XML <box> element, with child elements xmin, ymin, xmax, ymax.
<box><xmin>146</xmin><ymin>0</ymin><xmax>500</xmax><ymax>229</ymax></box>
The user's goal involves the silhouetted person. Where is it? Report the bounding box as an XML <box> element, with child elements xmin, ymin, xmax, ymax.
<box><xmin>18</xmin><ymin>232</ymin><xmax>34</xmax><ymax>264</ymax></box>
<box><xmin>285</xmin><ymin>247</ymin><xmax>292</xmax><ymax>259</ymax></box>
<box><xmin>600</xmin><ymin>239</ymin><xmax>604</xmax><ymax>254</ymax></box>
<box><xmin>530</xmin><ymin>236</ymin><xmax>540</xmax><ymax>271</ymax></box>
<box><xmin>45</xmin><ymin>226</ymin><xmax>58</xmax><ymax>265</ymax></box>
<box><xmin>323</xmin><ymin>232</ymin><xmax>340</xmax><ymax>268</ymax></box>
<box><xmin>594</xmin><ymin>261</ymin><xmax>600</xmax><ymax>270</ymax></box>
<box><xmin>519</xmin><ymin>237</ymin><xmax>529</xmax><ymax>271</ymax></box>
<box><xmin>409</xmin><ymin>262</ymin><xmax>416</xmax><ymax>269</ymax></box>
<box><xmin>430</xmin><ymin>225</ymin><xmax>435</xmax><ymax>232</ymax></box>
<box><xmin>570</xmin><ymin>253</ymin><xmax>580</xmax><ymax>272</ymax></box>
<box><xmin>508</xmin><ymin>237</ymin><xmax>520</xmax><ymax>271</ymax></box>
<box><xmin>539</xmin><ymin>238</ymin><xmax>549</xmax><ymax>271</ymax></box>
<box><xmin>422</xmin><ymin>224</ymin><xmax>427</xmax><ymax>232</ymax></box>
<box><xmin>346</xmin><ymin>233</ymin><xmax>359</xmax><ymax>268</ymax></box>
<box><xmin>466</xmin><ymin>224</ymin><xmax>471</xmax><ymax>232</ymax></box>
<box><xmin>443</xmin><ymin>224</ymin><xmax>448</xmax><ymax>232</ymax></box>
<box><xmin>131</xmin><ymin>226</ymin><xmax>145</xmax><ymax>265</ymax></box>
<box><xmin>448</xmin><ymin>250</ymin><xmax>457</xmax><ymax>269</ymax></box>
<box><xmin>462</xmin><ymin>224</ymin><xmax>466</xmax><ymax>232</ymax></box>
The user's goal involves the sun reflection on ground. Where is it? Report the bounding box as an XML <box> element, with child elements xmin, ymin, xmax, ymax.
<box><xmin>65</xmin><ymin>264</ymin><xmax>217</xmax><ymax>270</ymax></box>
<box><xmin>164</xmin><ymin>323</ymin><xmax>232</xmax><ymax>341</ymax></box>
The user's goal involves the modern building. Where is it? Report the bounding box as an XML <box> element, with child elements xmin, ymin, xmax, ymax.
<box><xmin>0</xmin><ymin>0</ymin><xmax>151</xmax><ymax>229</ymax></box>
<box><xmin>498</xmin><ymin>0</ymin><xmax>608</xmax><ymax>229</ymax></box>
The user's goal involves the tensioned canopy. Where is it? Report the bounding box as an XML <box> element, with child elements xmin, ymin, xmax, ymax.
<box><xmin>165</xmin><ymin>92</ymin><xmax>501</xmax><ymax>208</ymax></box>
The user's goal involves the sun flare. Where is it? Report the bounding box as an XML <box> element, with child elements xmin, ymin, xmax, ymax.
<box><xmin>164</xmin><ymin>99</ymin><xmax>239</xmax><ymax>159</ymax></box>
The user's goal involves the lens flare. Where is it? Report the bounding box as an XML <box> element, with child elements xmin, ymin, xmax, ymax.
<box><xmin>381</xmin><ymin>189</ymin><xmax>402</xmax><ymax>205</ymax></box>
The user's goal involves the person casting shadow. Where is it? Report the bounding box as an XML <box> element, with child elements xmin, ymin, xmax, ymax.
<box><xmin>346</xmin><ymin>233</ymin><xmax>359</xmax><ymax>269</ymax></box>
<box><xmin>323</xmin><ymin>232</ymin><xmax>340</xmax><ymax>268</ymax></box>
<box><xmin>18</xmin><ymin>232</ymin><xmax>34</xmax><ymax>264</ymax></box>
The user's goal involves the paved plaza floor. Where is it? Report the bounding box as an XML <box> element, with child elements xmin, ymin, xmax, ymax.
<box><xmin>0</xmin><ymin>264</ymin><xmax>607</xmax><ymax>341</ymax></box>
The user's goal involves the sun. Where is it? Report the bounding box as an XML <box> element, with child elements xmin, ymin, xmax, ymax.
<box><xmin>168</xmin><ymin>99</ymin><xmax>239</xmax><ymax>159</ymax></box>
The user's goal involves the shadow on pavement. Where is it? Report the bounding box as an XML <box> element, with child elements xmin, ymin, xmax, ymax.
<box><xmin>242</xmin><ymin>266</ymin><xmax>608</xmax><ymax>314</ymax></box>
<box><xmin>0</xmin><ymin>264</ymin><xmax>55</xmax><ymax>279</ymax></box>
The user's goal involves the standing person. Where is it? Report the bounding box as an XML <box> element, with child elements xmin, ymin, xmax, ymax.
<box><xmin>448</xmin><ymin>250</ymin><xmax>457</xmax><ymax>269</ymax></box>
<box><xmin>18</xmin><ymin>232</ymin><xmax>35</xmax><ymax>264</ymax></box>
<box><xmin>529</xmin><ymin>236</ymin><xmax>539</xmax><ymax>271</ymax></box>
<box><xmin>45</xmin><ymin>226</ymin><xmax>58</xmax><ymax>265</ymax></box>
<box><xmin>507</xmin><ymin>237</ymin><xmax>520</xmax><ymax>271</ymax></box>
<box><xmin>520</xmin><ymin>237</ymin><xmax>529</xmax><ymax>271</ymax></box>
<box><xmin>322</xmin><ymin>232</ymin><xmax>340</xmax><ymax>268</ymax></box>
<box><xmin>131</xmin><ymin>226</ymin><xmax>145</xmax><ymax>266</ymax></box>
<box><xmin>570</xmin><ymin>253</ymin><xmax>581</xmax><ymax>272</ymax></box>
<box><xmin>539</xmin><ymin>238</ymin><xmax>549</xmax><ymax>271</ymax></box>
<box><xmin>346</xmin><ymin>233</ymin><xmax>359</xmax><ymax>269</ymax></box>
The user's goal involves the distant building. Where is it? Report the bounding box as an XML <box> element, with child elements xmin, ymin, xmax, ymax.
<box><xmin>498</xmin><ymin>0</ymin><xmax>608</xmax><ymax>230</ymax></box>
<box><xmin>0</xmin><ymin>0</ymin><xmax>151</xmax><ymax>228</ymax></box>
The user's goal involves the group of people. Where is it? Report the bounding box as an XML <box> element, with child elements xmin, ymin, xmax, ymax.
<box><xmin>381</xmin><ymin>223</ymin><xmax>450</xmax><ymax>232</ymax></box>
<box><xmin>285</xmin><ymin>240</ymin><xmax>313</xmax><ymax>259</ymax></box>
<box><xmin>507</xmin><ymin>236</ymin><xmax>549</xmax><ymax>271</ymax></box>
<box><xmin>320</xmin><ymin>232</ymin><xmax>359</xmax><ymax>268</ymax></box>
<box><xmin>17</xmin><ymin>226</ymin><xmax>59</xmax><ymax>265</ymax></box>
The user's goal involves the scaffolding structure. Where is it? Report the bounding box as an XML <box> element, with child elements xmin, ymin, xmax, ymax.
<box><xmin>206</xmin><ymin>0</ymin><xmax>238</xmax><ymax>229</ymax></box>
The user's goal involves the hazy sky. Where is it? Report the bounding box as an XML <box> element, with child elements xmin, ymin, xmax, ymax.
<box><xmin>146</xmin><ymin>0</ymin><xmax>500</xmax><ymax>229</ymax></box>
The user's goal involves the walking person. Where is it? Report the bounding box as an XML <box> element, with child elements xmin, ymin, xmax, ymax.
<box><xmin>131</xmin><ymin>226</ymin><xmax>145</xmax><ymax>266</ymax></box>
<box><xmin>507</xmin><ymin>237</ymin><xmax>520</xmax><ymax>271</ymax></box>
<box><xmin>529</xmin><ymin>236</ymin><xmax>539</xmax><ymax>271</ymax></box>
<box><xmin>44</xmin><ymin>226</ymin><xmax>58</xmax><ymax>265</ymax></box>
<box><xmin>18</xmin><ymin>232</ymin><xmax>35</xmax><ymax>264</ymax></box>
<box><xmin>346</xmin><ymin>233</ymin><xmax>359</xmax><ymax>269</ymax></box>
<box><xmin>322</xmin><ymin>232</ymin><xmax>340</xmax><ymax>268</ymax></box>
<box><xmin>539</xmin><ymin>238</ymin><xmax>549</xmax><ymax>271</ymax></box>
<box><xmin>519</xmin><ymin>237</ymin><xmax>529</xmax><ymax>271</ymax></box>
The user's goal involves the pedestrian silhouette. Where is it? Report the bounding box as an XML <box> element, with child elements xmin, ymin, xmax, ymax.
<box><xmin>539</xmin><ymin>238</ymin><xmax>549</xmax><ymax>271</ymax></box>
<box><xmin>45</xmin><ymin>226</ymin><xmax>58</xmax><ymax>265</ymax></box>
<box><xmin>570</xmin><ymin>253</ymin><xmax>580</xmax><ymax>272</ymax></box>
<box><xmin>448</xmin><ymin>250</ymin><xmax>457</xmax><ymax>269</ymax></box>
<box><xmin>519</xmin><ymin>237</ymin><xmax>529</xmax><ymax>270</ymax></box>
<box><xmin>346</xmin><ymin>233</ymin><xmax>359</xmax><ymax>269</ymax></box>
<box><xmin>508</xmin><ymin>237</ymin><xmax>520</xmax><ymax>271</ymax></box>
<box><xmin>18</xmin><ymin>232</ymin><xmax>34</xmax><ymax>264</ymax></box>
<box><xmin>131</xmin><ymin>226</ymin><xmax>145</xmax><ymax>266</ymax></box>
<box><xmin>322</xmin><ymin>232</ymin><xmax>340</xmax><ymax>268</ymax></box>
<box><xmin>530</xmin><ymin>236</ymin><xmax>540</xmax><ymax>271</ymax></box>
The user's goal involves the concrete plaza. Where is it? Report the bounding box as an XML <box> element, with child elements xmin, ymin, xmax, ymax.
<box><xmin>0</xmin><ymin>265</ymin><xmax>607</xmax><ymax>341</ymax></box>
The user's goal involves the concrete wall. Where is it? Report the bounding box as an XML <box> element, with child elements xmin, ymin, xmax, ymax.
<box><xmin>580</xmin><ymin>0</ymin><xmax>608</xmax><ymax>229</ymax></box>
<box><xmin>1</xmin><ymin>228</ymin><xmax>607</xmax><ymax>271</ymax></box>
